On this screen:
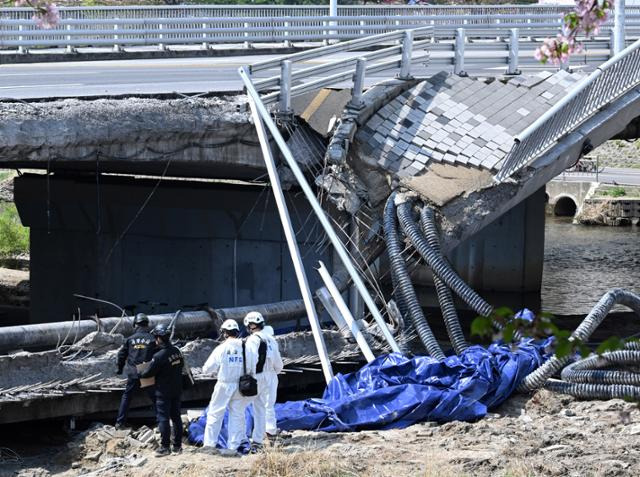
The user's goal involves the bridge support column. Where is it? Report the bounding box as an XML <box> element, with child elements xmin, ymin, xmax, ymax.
<box><xmin>13</xmin><ymin>174</ymin><xmax>332</xmax><ymax>325</ymax></box>
<box><xmin>432</xmin><ymin>187</ymin><xmax>546</xmax><ymax>311</ymax></box>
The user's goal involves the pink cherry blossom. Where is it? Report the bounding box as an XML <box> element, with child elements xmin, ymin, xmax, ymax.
<box><xmin>536</xmin><ymin>0</ymin><xmax>614</xmax><ymax>64</ymax></box>
<box><xmin>32</xmin><ymin>3</ymin><xmax>59</xmax><ymax>30</ymax></box>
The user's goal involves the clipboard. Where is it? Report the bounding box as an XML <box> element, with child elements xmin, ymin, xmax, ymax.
<box><xmin>136</xmin><ymin>361</ymin><xmax>155</xmax><ymax>388</ymax></box>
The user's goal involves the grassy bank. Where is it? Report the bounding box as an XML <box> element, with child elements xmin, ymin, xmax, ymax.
<box><xmin>0</xmin><ymin>203</ymin><xmax>29</xmax><ymax>258</ymax></box>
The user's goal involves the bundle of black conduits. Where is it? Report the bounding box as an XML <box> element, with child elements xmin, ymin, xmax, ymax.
<box><xmin>396</xmin><ymin>199</ymin><xmax>493</xmax><ymax>318</ymax></box>
<box><xmin>518</xmin><ymin>288</ymin><xmax>640</xmax><ymax>400</ymax></box>
<box><xmin>380</xmin><ymin>190</ymin><xmax>640</xmax><ymax>402</ymax></box>
<box><xmin>419</xmin><ymin>206</ymin><xmax>468</xmax><ymax>354</ymax></box>
<box><xmin>383</xmin><ymin>194</ymin><xmax>445</xmax><ymax>360</ymax></box>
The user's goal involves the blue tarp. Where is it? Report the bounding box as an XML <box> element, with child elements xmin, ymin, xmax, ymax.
<box><xmin>188</xmin><ymin>339</ymin><xmax>551</xmax><ymax>444</ymax></box>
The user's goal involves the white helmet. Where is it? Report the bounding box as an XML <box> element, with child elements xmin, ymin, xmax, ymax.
<box><xmin>220</xmin><ymin>319</ymin><xmax>240</xmax><ymax>332</ymax></box>
<box><xmin>244</xmin><ymin>311</ymin><xmax>265</xmax><ymax>327</ymax></box>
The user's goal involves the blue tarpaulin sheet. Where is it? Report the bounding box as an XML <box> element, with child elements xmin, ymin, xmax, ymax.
<box><xmin>188</xmin><ymin>339</ymin><xmax>551</xmax><ymax>445</ymax></box>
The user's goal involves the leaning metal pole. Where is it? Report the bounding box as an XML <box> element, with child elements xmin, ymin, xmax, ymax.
<box><xmin>238</xmin><ymin>66</ymin><xmax>401</xmax><ymax>353</ymax></box>
<box><xmin>317</xmin><ymin>260</ymin><xmax>375</xmax><ymax>363</ymax></box>
<box><xmin>247</xmin><ymin>92</ymin><xmax>334</xmax><ymax>384</ymax></box>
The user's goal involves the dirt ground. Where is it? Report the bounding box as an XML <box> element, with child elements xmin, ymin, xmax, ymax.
<box><xmin>2</xmin><ymin>390</ymin><xmax>639</xmax><ymax>477</ymax></box>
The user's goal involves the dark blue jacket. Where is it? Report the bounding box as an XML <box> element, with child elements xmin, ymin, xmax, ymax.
<box><xmin>116</xmin><ymin>327</ymin><xmax>157</xmax><ymax>378</ymax></box>
<box><xmin>139</xmin><ymin>343</ymin><xmax>184</xmax><ymax>398</ymax></box>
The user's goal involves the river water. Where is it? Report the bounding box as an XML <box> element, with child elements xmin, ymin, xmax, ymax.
<box><xmin>542</xmin><ymin>217</ymin><xmax>640</xmax><ymax>315</ymax></box>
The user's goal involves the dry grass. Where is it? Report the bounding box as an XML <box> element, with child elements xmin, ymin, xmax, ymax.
<box><xmin>247</xmin><ymin>444</ymin><xmax>359</xmax><ymax>477</ymax></box>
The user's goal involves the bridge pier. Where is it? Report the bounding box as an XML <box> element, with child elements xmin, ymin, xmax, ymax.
<box><xmin>412</xmin><ymin>188</ymin><xmax>547</xmax><ymax>312</ymax></box>
<box><xmin>13</xmin><ymin>174</ymin><xmax>331</xmax><ymax>325</ymax></box>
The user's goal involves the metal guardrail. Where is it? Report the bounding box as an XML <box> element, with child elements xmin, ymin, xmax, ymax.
<box><xmin>1</xmin><ymin>6</ymin><xmax>640</xmax><ymax>52</ymax></box>
<box><xmin>495</xmin><ymin>37</ymin><xmax>640</xmax><ymax>183</ymax></box>
<box><xmin>247</xmin><ymin>26</ymin><xmax>433</xmax><ymax>111</ymax></box>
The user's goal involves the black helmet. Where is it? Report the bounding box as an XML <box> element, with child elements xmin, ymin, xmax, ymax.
<box><xmin>150</xmin><ymin>324</ymin><xmax>170</xmax><ymax>338</ymax></box>
<box><xmin>134</xmin><ymin>313</ymin><xmax>149</xmax><ymax>327</ymax></box>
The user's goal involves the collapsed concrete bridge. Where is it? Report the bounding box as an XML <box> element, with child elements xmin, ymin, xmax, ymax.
<box><xmin>1</xmin><ymin>29</ymin><xmax>640</xmax><ymax>422</ymax></box>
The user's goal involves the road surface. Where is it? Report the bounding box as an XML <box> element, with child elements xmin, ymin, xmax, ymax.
<box><xmin>557</xmin><ymin>167</ymin><xmax>640</xmax><ymax>186</ymax></box>
<box><xmin>0</xmin><ymin>50</ymin><xmax>600</xmax><ymax>100</ymax></box>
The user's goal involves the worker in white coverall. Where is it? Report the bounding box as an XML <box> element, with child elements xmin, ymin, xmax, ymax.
<box><xmin>201</xmin><ymin>319</ymin><xmax>256</xmax><ymax>455</ymax></box>
<box><xmin>245</xmin><ymin>311</ymin><xmax>283</xmax><ymax>451</ymax></box>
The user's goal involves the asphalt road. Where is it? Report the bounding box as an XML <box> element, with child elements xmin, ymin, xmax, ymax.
<box><xmin>0</xmin><ymin>50</ymin><xmax>599</xmax><ymax>100</ymax></box>
<box><xmin>558</xmin><ymin>167</ymin><xmax>640</xmax><ymax>186</ymax></box>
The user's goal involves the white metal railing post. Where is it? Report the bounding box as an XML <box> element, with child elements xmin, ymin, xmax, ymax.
<box><xmin>323</xmin><ymin>20</ymin><xmax>329</xmax><ymax>46</ymax></box>
<box><xmin>113</xmin><ymin>21</ymin><xmax>120</xmax><ymax>52</ymax></box>
<box><xmin>280</xmin><ymin>60</ymin><xmax>292</xmax><ymax>113</ymax></box>
<box><xmin>66</xmin><ymin>24</ymin><xmax>75</xmax><ymax>53</ymax></box>
<box><xmin>454</xmin><ymin>28</ymin><xmax>466</xmax><ymax>76</ymax></box>
<box><xmin>359</xmin><ymin>19</ymin><xmax>365</xmax><ymax>36</ymax></box>
<box><xmin>398</xmin><ymin>30</ymin><xmax>414</xmax><ymax>80</ymax></box>
<box><xmin>202</xmin><ymin>22</ymin><xmax>209</xmax><ymax>50</ymax></box>
<box><xmin>317</xmin><ymin>261</ymin><xmax>375</xmax><ymax>363</ymax></box>
<box><xmin>329</xmin><ymin>0</ymin><xmax>337</xmax><ymax>43</ymax></box>
<box><xmin>238</xmin><ymin>66</ymin><xmax>401</xmax><ymax>354</ymax></box>
<box><xmin>610</xmin><ymin>29</ymin><xmax>616</xmax><ymax>58</ymax></box>
<box><xmin>395</xmin><ymin>18</ymin><xmax>402</xmax><ymax>45</ymax></box>
<box><xmin>284</xmin><ymin>20</ymin><xmax>291</xmax><ymax>48</ymax></box>
<box><xmin>244</xmin><ymin>22</ymin><xmax>251</xmax><ymax>48</ymax></box>
<box><xmin>560</xmin><ymin>56</ymin><xmax>569</xmax><ymax>71</ymax></box>
<box><xmin>246</xmin><ymin>94</ymin><xmax>334</xmax><ymax>385</ymax></box>
<box><xmin>507</xmin><ymin>28</ymin><xmax>520</xmax><ymax>75</ymax></box>
<box><xmin>349</xmin><ymin>58</ymin><xmax>367</xmax><ymax>108</ymax></box>
<box><xmin>18</xmin><ymin>24</ymin><xmax>27</xmax><ymax>54</ymax></box>
<box><xmin>159</xmin><ymin>23</ymin><xmax>165</xmax><ymax>51</ymax></box>
<box><xmin>614</xmin><ymin>0</ymin><xmax>626</xmax><ymax>55</ymax></box>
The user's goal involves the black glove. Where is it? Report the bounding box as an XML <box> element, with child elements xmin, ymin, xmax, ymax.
<box><xmin>116</xmin><ymin>368</ymin><xmax>123</xmax><ymax>376</ymax></box>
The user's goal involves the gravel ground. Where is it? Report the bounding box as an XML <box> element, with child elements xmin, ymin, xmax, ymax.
<box><xmin>3</xmin><ymin>390</ymin><xmax>639</xmax><ymax>477</ymax></box>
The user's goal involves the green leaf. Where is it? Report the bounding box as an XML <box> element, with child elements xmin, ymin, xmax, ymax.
<box><xmin>493</xmin><ymin>306</ymin><xmax>514</xmax><ymax>319</ymax></box>
<box><xmin>555</xmin><ymin>339</ymin><xmax>573</xmax><ymax>359</ymax></box>
<box><xmin>578</xmin><ymin>344</ymin><xmax>591</xmax><ymax>359</ymax></box>
<box><xmin>503</xmin><ymin>323</ymin><xmax>515</xmax><ymax>343</ymax></box>
<box><xmin>596</xmin><ymin>336</ymin><xmax>624</xmax><ymax>355</ymax></box>
<box><xmin>471</xmin><ymin>316</ymin><xmax>493</xmax><ymax>338</ymax></box>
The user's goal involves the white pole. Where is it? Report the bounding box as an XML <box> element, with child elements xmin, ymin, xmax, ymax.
<box><xmin>330</xmin><ymin>0</ymin><xmax>338</xmax><ymax>42</ymax></box>
<box><xmin>238</xmin><ymin>66</ymin><xmax>401</xmax><ymax>354</ymax></box>
<box><xmin>317</xmin><ymin>261</ymin><xmax>376</xmax><ymax>363</ymax></box>
<box><xmin>614</xmin><ymin>0</ymin><xmax>626</xmax><ymax>55</ymax></box>
<box><xmin>246</xmin><ymin>93</ymin><xmax>334</xmax><ymax>384</ymax></box>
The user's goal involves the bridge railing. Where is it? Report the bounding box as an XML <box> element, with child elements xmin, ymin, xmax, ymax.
<box><xmin>248</xmin><ymin>26</ymin><xmax>433</xmax><ymax>111</ymax></box>
<box><xmin>495</xmin><ymin>37</ymin><xmax>640</xmax><ymax>183</ymax></box>
<box><xmin>1</xmin><ymin>7</ymin><xmax>640</xmax><ymax>52</ymax></box>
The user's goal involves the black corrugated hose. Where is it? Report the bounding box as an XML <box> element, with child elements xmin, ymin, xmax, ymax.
<box><xmin>419</xmin><ymin>206</ymin><xmax>469</xmax><ymax>354</ymax></box>
<box><xmin>519</xmin><ymin>288</ymin><xmax>640</xmax><ymax>398</ymax></box>
<box><xmin>396</xmin><ymin>199</ymin><xmax>493</xmax><ymax>318</ymax></box>
<box><xmin>383</xmin><ymin>194</ymin><xmax>445</xmax><ymax>360</ymax></box>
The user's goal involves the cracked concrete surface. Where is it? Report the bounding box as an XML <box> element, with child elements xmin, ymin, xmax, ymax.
<box><xmin>0</xmin><ymin>96</ymin><xmax>266</xmax><ymax>179</ymax></box>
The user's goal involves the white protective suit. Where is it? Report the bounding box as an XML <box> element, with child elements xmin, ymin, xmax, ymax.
<box><xmin>202</xmin><ymin>337</ymin><xmax>256</xmax><ymax>450</ymax></box>
<box><xmin>247</xmin><ymin>325</ymin><xmax>283</xmax><ymax>443</ymax></box>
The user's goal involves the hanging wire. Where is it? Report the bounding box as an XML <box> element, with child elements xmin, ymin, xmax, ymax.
<box><xmin>104</xmin><ymin>157</ymin><xmax>173</xmax><ymax>265</ymax></box>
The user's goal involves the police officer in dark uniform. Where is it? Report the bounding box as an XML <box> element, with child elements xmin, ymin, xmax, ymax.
<box><xmin>115</xmin><ymin>313</ymin><xmax>157</xmax><ymax>429</ymax></box>
<box><xmin>139</xmin><ymin>324</ymin><xmax>184</xmax><ymax>457</ymax></box>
